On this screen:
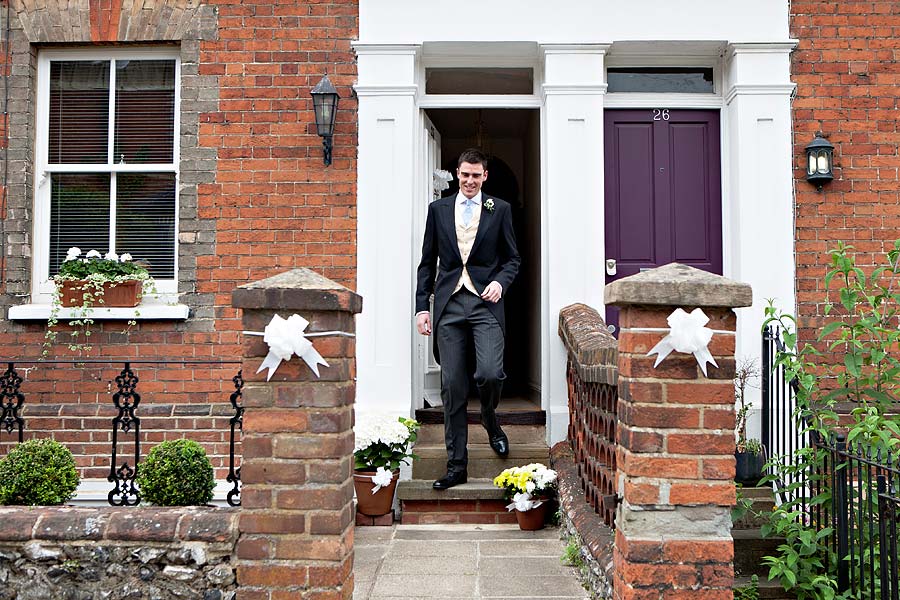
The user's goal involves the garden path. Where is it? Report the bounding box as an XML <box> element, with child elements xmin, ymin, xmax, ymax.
<box><xmin>354</xmin><ymin>524</ymin><xmax>590</xmax><ymax>599</ymax></box>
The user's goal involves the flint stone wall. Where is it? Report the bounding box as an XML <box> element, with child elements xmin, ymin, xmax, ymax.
<box><xmin>0</xmin><ymin>506</ymin><xmax>238</xmax><ymax>600</ymax></box>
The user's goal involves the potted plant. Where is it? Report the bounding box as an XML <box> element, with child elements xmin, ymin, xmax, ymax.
<box><xmin>352</xmin><ymin>414</ymin><xmax>420</xmax><ymax>516</ymax></box>
<box><xmin>44</xmin><ymin>247</ymin><xmax>155</xmax><ymax>354</ymax></box>
<box><xmin>0</xmin><ymin>439</ymin><xmax>80</xmax><ymax>505</ymax></box>
<box><xmin>493</xmin><ymin>463</ymin><xmax>558</xmax><ymax>530</ymax></box>
<box><xmin>735</xmin><ymin>358</ymin><xmax>765</xmax><ymax>486</ymax></box>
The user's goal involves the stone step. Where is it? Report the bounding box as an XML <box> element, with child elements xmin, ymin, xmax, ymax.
<box><xmin>733</xmin><ymin>486</ymin><xmax>776</xmax><ymax>530</ymax></box>
<box><xmin>415</xmin><ymin>398</ymin><xmax>545</xmax><ymax>426</ymax></box>
<box><xmin>397</xmin><ymin>478</ymin><xmax>517</xmax><ymax>525</ymax></box>
<box><xmin>734</xmin><ymin>576</ymin><xmax>793</xmax><ymax>600</ymax></box>
<box><xmin>733</xmin><ymin>528</ymin><xmax>784</xmax><ymax>578</ymax></box>
<box><xmin>416</xmin><ymin>422</ymin><xmax>546</xmax><ymax>445</ymax></box>
<box><xmin>412</xmin><ymin>443</ymin><xmax>551</xmax><ymax>479</ymax></box>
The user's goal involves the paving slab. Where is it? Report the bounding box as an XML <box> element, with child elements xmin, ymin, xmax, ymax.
<box><xmin>353</xmin><ymin>524</ymin><xmax>588</xmax><ymax>599</ymax></box>
<box><xmin>370</xmin><ymin>574</ymin><xmax>478</xmax><ymax>597</ymax></box>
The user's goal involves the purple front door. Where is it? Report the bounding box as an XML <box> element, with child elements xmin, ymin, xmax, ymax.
<box><xmin>604</xmin><ymin>109</ymin><xmax>723</xmax><ymax>331</ymax></box>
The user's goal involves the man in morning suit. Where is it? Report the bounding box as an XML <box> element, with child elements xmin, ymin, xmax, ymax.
<box><xmin>415</xmin><ymin>148</ymin><xmax>521</xmax><ymax>490</ymax></box>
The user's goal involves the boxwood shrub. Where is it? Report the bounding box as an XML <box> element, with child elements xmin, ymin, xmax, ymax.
<box><xmin>0</xmin><ymin>439</ymin><xmax>79</xmax><ymax>505</ymax></box>
<box><xmin>136</xmin><ymin>439</ymin><xmax>215</xmax><ymax>506</ymax></box>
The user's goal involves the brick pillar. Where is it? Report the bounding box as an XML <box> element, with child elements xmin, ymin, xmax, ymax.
<box><xmin>232</xmin><ymin>269</ymin><xmax>362</xmax><ymax>600</ymax></box>
<box><xmin>605</xmin><ymin>263</ymin><xmax>752</xmax><ymax>600</ymax></box>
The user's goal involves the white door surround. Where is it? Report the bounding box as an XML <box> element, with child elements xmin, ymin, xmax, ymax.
<box><xmin>354</xmin><ymin>34</ymin><xmax>796</xmax><ymax>445</ymax></box>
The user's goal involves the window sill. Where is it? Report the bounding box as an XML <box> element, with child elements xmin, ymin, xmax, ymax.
<box><xmin>7</xmin><ymin>302</ymin><xmax>190</xmax><ymax>321</ymax></box>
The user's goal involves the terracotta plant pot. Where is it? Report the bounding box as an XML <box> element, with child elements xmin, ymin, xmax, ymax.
<box><xmin>59</xmin><ymin>279</ymin><xmax>142</xmax><ymax>308</ymax></box>
<box><xmin>515</xmin><ymin>501</ymin><xmax>549</xmax><ymax>531</ymax></box>
<box><xmin>353</xmin><ymin>469</ymin><xmax>399</xmax><ymax>516</ymax></box>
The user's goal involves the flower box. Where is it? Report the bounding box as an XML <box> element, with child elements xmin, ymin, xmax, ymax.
<box><xmin>58</xmin><ymin>279</ymin><xmax>142</xmax><ymax>308</ymax></box>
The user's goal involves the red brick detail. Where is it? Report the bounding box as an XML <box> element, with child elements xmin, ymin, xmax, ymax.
<box><xmin>355</xmin><ymin>510</ymin><xmax>394</xmax><ymax>527</ymax></box>
<box><xmin>400</xmin><ymin>499</ymin><xmax>518</xmax><ymax>525</ymax></box>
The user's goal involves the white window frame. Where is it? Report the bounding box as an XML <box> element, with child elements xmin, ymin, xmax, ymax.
<box><xmin>32</xmin><ymin>47</ymin><xmax>181</xmax><ymax>303</ymax></box>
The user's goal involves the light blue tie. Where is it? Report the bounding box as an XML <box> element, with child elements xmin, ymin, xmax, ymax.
<box><xmin>462</xmin><ymin>199</ymin><xmax>474</xmax><ymax>227</ymax></box>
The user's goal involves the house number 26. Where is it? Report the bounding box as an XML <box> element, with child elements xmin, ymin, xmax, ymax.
<box><xmin>652</xmin><ymin>109</ymin><xmax>670</xmax><ymax>121</ymax></box>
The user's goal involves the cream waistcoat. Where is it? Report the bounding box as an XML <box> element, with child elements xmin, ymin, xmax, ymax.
<box><xmin>453</xmin><ymin>197</ymin><xmax>482</xmax><ymax>295</ymax></box>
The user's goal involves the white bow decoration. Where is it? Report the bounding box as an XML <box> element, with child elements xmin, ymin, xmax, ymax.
<box><xmin>370</xmin><ymin>467</ymin><xmax>395</xmax><ymax>494</ymax></box>
<box><xmin>647</xmin><ymin>308</ymin><xmax>718</xmax><ymax>376</ymax></box>
<box><xmin>255</xmin><ymin>314</ymin><xmax>329</xmax><ymax>381</ymax></box>
<box><xmin>506</xmin><ymin>492</ymin><xmax>543</xmax><ymax>512</ymax></box>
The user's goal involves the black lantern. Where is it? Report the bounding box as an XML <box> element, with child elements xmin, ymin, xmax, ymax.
<box><xmin>805</xmin><ymin>133</ymin><xmax>834</xmax><ymax>190</ymax></box>
<box><xmin>311</xmin><ymin>75</ymin><xmax>340</xmax><ymax>166</ymax></box>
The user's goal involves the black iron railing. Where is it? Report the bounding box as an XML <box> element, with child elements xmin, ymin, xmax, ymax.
<box><xmin>762</xmin><ymin>326</ymin><xmax>900</xmax><ymax>597</ymax></box>
<box><xmin>0</xmin><ymin>359</ymin><xmax>244</xmax><ymax>507</ymax></box>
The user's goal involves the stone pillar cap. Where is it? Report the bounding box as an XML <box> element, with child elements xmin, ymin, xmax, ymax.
<box><xmin>604</xmin><ymin>263</ymin><xmax>752</xmax><ymax>308</ymax></box>
<box><xmin>232</xmin><ymin>268</ymin><xmax>363</xmax><ymax>314</ymax></box>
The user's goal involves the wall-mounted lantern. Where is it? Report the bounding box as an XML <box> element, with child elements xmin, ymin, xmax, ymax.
<box><xmin>805</xmin><ymin>133</ymin><xmax>834</xmax><ymax>191</ymax></box>
<box><xmin>311</xmin><ymin>75</ymin><xmax>340</xmax><ymax>166</ymax></box>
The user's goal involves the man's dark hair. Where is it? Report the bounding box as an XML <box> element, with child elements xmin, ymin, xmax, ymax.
<box><xmin>457</xmin><ymin>148</ymin><xmax>488</xmax><ymax>169</ymax></box>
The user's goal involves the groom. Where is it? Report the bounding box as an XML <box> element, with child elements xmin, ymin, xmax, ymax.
<box><xmin>415</xmin><ymin>148</ymin><xmax>521</xmax><ymax>490</ymax></box>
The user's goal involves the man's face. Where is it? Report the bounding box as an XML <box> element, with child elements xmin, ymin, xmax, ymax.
<box><xmin>457</xmin><ymin>161</ymin><xmax>488</xmax><ymax>199</ymax></box>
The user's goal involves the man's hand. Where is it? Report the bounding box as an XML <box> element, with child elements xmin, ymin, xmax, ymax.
<box><xmin>416</xmin><ymin>312</ymin><xmax>432</xmax><ymax>336</ymax></box>
<box><xmin>481</xmin><ymin>281</ymin><xmax>502</xmax><ymax>303</ymax></box>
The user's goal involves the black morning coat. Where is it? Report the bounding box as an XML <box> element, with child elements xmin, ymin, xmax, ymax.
<box><xmin>415</xmin><ymin>193</ymin><xmax>521</xmax><ymax>365</ymax></box>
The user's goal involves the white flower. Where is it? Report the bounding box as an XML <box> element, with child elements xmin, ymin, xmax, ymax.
<box><xmin>120</xmin><ymin>253</ymin><xmax>133</xmax><ymax>262</ymax></box>
<box><xmin>353</xmin><ymin>414</ymin><xmax>412</xmax><ymax>453</ymax></box>
<box><xmin>104</xmin><ymin>251</ymin><xmax>119</xmax><ymax>261</ymax></box>
<box><xmin>484</xmin><ymin>198</ymin><xmax>495</xmax><ymax>213</ymax></box>
<box><xmin>64</xmin><ymin>247</ymin><xmax>81</xmax><ymax>262</ymax></box>
<box><xmin>86</xmin><ymin>250</ymin><xmax>101</xmax><ymax>258</ymax></box>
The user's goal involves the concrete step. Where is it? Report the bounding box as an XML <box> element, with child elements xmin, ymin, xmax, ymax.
<box><xmin>734</xmin><ymin>576</ymin><xmax>793</xmax><ymax>600</ymax></box>
<box><xmin>411</xmin><ymin>443</ymin><xmax>551</xmax><ymax>479</ymax></box>
<box><xmin>734</xmin><ymin>486</ymin><xmax>776</xmax><ymax>530</ymax></box>
<box><xmin>397</xmin><ymin>478</ymin><xmax>521</xmax><ymax>525</ymax></box>
<box><xmin>416</xmin><ymin>422</ymin><xmax>546</xmax><ymax>445</ymax></box>
<box><xmin>733</xmin><ymin>528</ymin><xmax>784</xmax><ymax>578</ymax></box>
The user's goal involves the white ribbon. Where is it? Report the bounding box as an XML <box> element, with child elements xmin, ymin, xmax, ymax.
<box><xmin>433</xmin><ymin>169</ymin><xmax>453</xmax><ymax>194</ymax></box>
<box><xmin>506</xmin><ymin>491</ymin><xmax>543</xmax><ymax>512</ymax></box>
<box><xmin>244</xmin><ymin>314</ymin><xmax>346</xmax><ymax>381</ymax></box>
<box><xmin>647</xmin><ymin>308</ymin><xmax>718</xmax><ymax>376</ymax></box>
<box><xmin>370</xmin><ymin>467</ymin><xmax>395</xmax><ymax>494</ymax></box>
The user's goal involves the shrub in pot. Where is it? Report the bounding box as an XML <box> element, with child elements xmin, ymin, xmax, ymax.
<box><xmin>0</xmin><ymin>439</ymin><xmax>79</xmax><ymax>505</ymax></box>
<box><xmin>136</xmin><ymin>439</ymin><xmax>215</xmax><ymax>506</ymax></box>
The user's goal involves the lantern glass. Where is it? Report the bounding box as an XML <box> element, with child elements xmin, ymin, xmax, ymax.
<box><xmin>313</xmin><ymin>94</ymin><xmax>338</xmax><ymax>137</ymax></box>
<box><xmin>808</xmin><ymin>153</ymin><xmax>816</xmax><ymax>175</ymax></box>
<box><xmin>816</xmin><ymin>151</ymin><xmax>830</xmax><ymax>174</ymax></box>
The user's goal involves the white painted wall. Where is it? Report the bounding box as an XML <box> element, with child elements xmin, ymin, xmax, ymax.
<box><xmin>360</xmin><ymin>0</ymin><xmax>789</xmax><ymax>44</ymax></box>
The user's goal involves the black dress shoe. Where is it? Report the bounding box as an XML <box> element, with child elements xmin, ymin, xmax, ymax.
<box><xmin>433</xmin><ymin>471</ymin><xmax>467</xmax><ymax>490</ymax></box>
<box><xmin>489</xmin><ymin>432</ymin><xmax>509</xmax><ymax>457</ymax></box>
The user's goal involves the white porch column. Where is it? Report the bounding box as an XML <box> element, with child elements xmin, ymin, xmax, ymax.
<box><xmin>354</xmin><ymin>44</ymin><xmax>420</xmax><ymax>417</ymax></box>
<box><xmin>723</xmin><ymin>42</ymin><xmax>796</xmax><ymax>437</ymax></box>
<box><xmin>541</xmin><ymin>44</ymin><xmax>610</xmax><ymax>445</ymax></box>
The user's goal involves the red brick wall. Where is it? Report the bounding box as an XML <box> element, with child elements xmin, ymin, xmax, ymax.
<box><xmin>792</xmin><ymin>2</ymin><xmax>900</xmax><ymax>343</ymax></box>
<box><xmin>0</xmin><ymin>0</ymin><xmax>359</xmax><ymax>480</ymax></box>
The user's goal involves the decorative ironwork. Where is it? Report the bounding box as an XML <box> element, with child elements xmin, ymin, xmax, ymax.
<box><xmin>226</xmin><ymin>370</ymin><xmax>244</xmax><ymax>507</ymax></box>
<box><xmin>0</xmin><ymin>362</ymin><xmax>24</xmax><ymax>443</ymax></box>
<box><xmin>108</xmin><ymin>363</ymin><xmax>141</xmax><ymax>506</ymax></box>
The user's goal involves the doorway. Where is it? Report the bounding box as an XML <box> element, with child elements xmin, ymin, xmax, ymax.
<box><xmin>420</xmin><ymin>108</ymin><xmax>541</xmax><ymax>406</ymax></box>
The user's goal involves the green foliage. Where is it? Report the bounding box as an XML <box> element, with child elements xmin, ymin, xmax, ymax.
<box><xmin>56</xmin><ymin>257</ymin><xmax>149</xmax><ymax>281</ymax></box>
<box><xmin>561</xmin><ymin>536</ymin><xmax>585</xmax><ymax>569</ymax></box>
<box><xmin>731</xmin><ymin>487</ymin><xmax>754</xmax><ymax>523</ymax></box>
<box><xmin>734</xmin><ymin>575</ymin><xmax>759</xmax><ymax>600</ymax></box>
<box><xmin>759</xmin><ymin>240</ymin><xmax>900</xmax><ymax>600</ymax></box>
<box><xmin>136</xmin><ymin>439</ymin><xmax>215</xmax><ymax>506</ymax></box>
<box><xmin>0</xmin><ymin>439</ymin><xmax>79</xmax><ymax>505</ymax></box>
